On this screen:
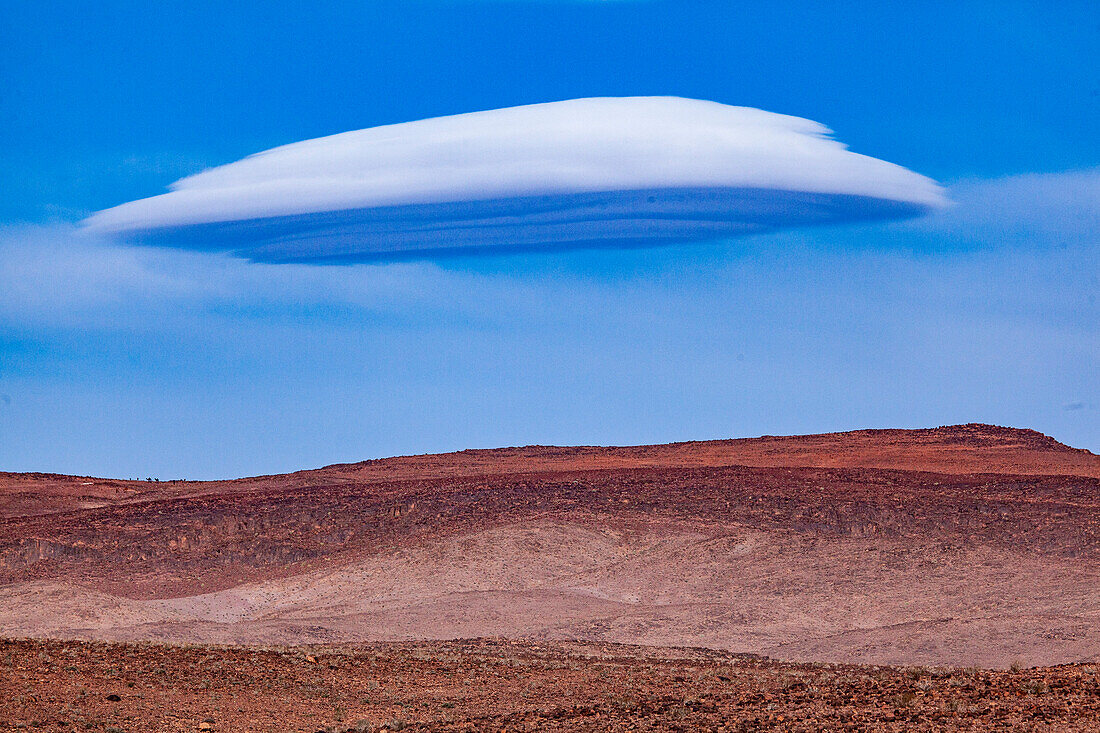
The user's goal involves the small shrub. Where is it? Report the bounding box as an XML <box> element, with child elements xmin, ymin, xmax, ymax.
<box><xmin>1024</xmin><ymin>679</ymin><xmax>1049</xmax><ymax>695</ymax></box>
<box><xmin>893</xmin><ymin>691</ymin><xmax>916</xmax><ymax>707</ymax></box>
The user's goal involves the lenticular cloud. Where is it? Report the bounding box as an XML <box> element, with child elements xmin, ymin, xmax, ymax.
<box><xmin>84</xmin><ymin>97</ymin><xmax>947</xmax><ymax>262</ymax></box>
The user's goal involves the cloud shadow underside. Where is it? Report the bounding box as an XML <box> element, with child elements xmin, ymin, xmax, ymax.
<box><xmin>109</xmin><ymin>187</ymin><xmax>934</xmax><ymax>263</ymax></box>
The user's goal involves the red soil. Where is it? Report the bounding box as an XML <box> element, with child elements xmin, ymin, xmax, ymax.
<box><xmin>5</xmin><ymin>637</ymin><xmax>1100</xmax><ymax>732</ymax></box>
<box><xmin>4</xmin><ymin>422</ymin><xmax>1096</xmax><ymax>519</ymax></box>
<box><xmin>1</xmin><ymin>423</ymin><xmax>1099</xmax><ymax>670</ymax></box>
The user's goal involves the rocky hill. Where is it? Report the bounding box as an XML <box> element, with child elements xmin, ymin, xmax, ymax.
<box><xmin>2</xmin><ymin>424</ymin><xmax>1098</xmax><ymax>668</ymax></box>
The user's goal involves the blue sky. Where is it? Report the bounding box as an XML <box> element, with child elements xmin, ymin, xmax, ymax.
<box><xmin>1</xmin><ymin>1</ymin><xmax>1097</xmax><ymax>477</ymax></box>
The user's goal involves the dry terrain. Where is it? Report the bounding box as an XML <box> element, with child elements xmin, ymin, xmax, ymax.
<box><xmin>5</xmin><ymin>422</ymin><xmax>1097</xmax><ymax>520</ymax></box>
<box><xmin>4</xmin><ymin>637</ymin><xmax>1100</xmax><ymax>732</ymax></box>
<box><xmin>2</xmin><ymin>423</ymin><xmax>1100</xmax><ymax>729</ymax></box>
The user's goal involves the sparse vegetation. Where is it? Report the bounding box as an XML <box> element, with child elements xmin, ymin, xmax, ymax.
<box><xmin>1024</xmin><ymin>678</ymin><xmax>1049</xmax><ymax>695</ymax></box>
<box><xmin>4</xmin><ymin>637</ymin><xmax>1099</xmax><ymax>731</ymax></box>
<box><xmin>3</xmin><ymin>426</ymin><xmax>1100</xmax><ymax>730</ymax></box>
<box><xmin>893</xmin><ymin>690</ymin><xmax>916</xmax><ymax>707</ymax></box>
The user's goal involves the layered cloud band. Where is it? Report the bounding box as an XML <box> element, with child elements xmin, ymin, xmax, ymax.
<box><xmin>84</xmin><ymin>97</ymin><xmax>947</xmax><ymax>262</ymax></box>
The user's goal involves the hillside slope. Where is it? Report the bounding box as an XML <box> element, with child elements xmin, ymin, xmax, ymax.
<box><xmin>4</xmin><ymin>423</ymin><xmax>1097</xmax><ymax>519</ymax></box>
<box><xmin>2</xmin><ymin>424</ymin><xmax>1098</xmax><ymax>668</ymax></box>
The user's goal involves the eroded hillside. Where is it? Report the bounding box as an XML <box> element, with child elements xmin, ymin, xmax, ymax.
<box><xmin>1</xmin><ymin>424</ymin><xmax>1098</xmax><ymax>668</ymax></box>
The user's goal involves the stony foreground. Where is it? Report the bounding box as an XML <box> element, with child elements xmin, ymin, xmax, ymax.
<box><xmin>3</xmin><ymin>637</ymin><xmax>1100</xmax><ymax>732</ymax></box>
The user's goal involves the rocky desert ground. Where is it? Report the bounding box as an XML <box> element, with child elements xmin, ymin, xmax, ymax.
<box><xmin>3</xmin><ymin>423</ymin><xmax>1099</xmax><ymax>730</ymax></box>
<box><xmin>6</xmin><ymin>637</ymin><xmax>1100</xmax><ymax>732</ymax></box>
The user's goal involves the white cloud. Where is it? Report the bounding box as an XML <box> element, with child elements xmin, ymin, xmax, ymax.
<box><xmin>82</xmin><ymin>97</ymin><xmax>945</xmax><ymax>262</ymax></box>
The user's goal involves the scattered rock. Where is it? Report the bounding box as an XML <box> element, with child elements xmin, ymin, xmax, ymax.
<box><xmin>4</xmin><ymin>637</ymin><xmax>1100</xmax><ymax>731</ymax></box>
